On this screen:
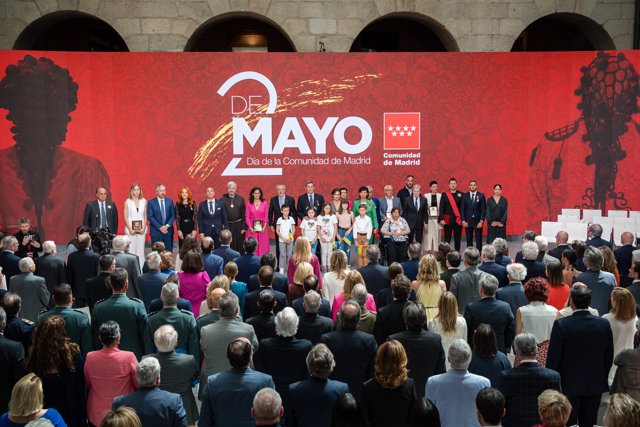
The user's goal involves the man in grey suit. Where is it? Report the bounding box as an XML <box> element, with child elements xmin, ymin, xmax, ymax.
<box><xmin>378</xmin><ymin>185</ymin><xmax>403</xmax><ymax>221</ymax></box>
<box><xmin>199</xmin><ymin>337</ymin><xmax>275</xmax><ymax>427</ymax></box>
<box><xmin>199</xmin><ymin>292</ymin><xmax>258</xmax><ymax>397</ymax></box>
<box><xmin>9</xmin><ymin>257</ymin><xmax>49</xmax><ymax>322</ymax></box>
<box><xmin>450</xmin><ymin>247</ymin><xmax>488</xmax><ymax>314</ymax></box>
<box><xmin>144</xmin><ymin>325</ymin><xmax>199</xmax><ymax>426</ymax></box>
<box><xmin>572</xmin><ymin>246</ymin><xmax>616</xmax><ymax>316</ymax></box>
<box><xmin>111</xmin><ymin>235</ymin><xmax>142</xmax><ymax>299</ymax></box>
<box><xmin>34</xmin><ymin>241</ymin><xmax>66</xmax><ymax>307</ymax></box>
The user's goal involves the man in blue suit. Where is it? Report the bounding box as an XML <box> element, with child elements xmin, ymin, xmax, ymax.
<box><xmin>400</xmin><ymin>243</ymin><xmax>421</xmax><ymax>281</ymax></box>
<box><xmin>113</xmin><ymin>356</ymin><xmax>187</xmax><ymax>427</ymax></box>
<box><xmin>291</xmin><ymin>275</ymin><xmax>331</xmax><ymax>318</ymax></box>
<box><xmin>547</xmin><ymin>283</ymin><xmax>613</xmax><ymax>427</ymax></box>
<box><xmin>234</xmin><ymin>237</ymin><xmax>261</xmax><ymax>284</ymax></box>
<box><xmin>289</xmin><ymin>343</ymin><xmax>349</xmax><ymax>427</ymax></box>
<box><xmin>199</xmin><ymin>337</ymin><xmax>275</xmax><ymax>427</ymax></box>
<box><xmin>479</xmin><ymin>244</ymin><xmax>509</xmax><ymax>287</ymax></box>
<box><xmin>212</xmin><ymin>230</ymin><xmax>240</xmax><ymax>267</ymax></box>
<box><xmin>585</xmin><ymin>223</ymin><xmax>612</xmax><ymax>248</ymax></box>
<box><xmin>498</xmin><ymin>333</ymin><xmax>561</xmax><ymax>427</ymax></box>
<box><xmin>464</xmin><ymin>275</ymin><xmax>514</xmax><ymax>354</ymax></box>
<box><xmin>461</xmin><ymin>180</ymin><xmax>486</xmax><ymax>249</ymax></box>
<box><xmin>0</xmin><ymin>236</ymin><xmax>21</xmax><ymax>284</ymax></box>
<box><xmin>148</xmin><ymin>184</ymin><xmax>175</xmax><ymax>252</ymax></box>
<box><xmin>198</xmin><ymin>187</ymin><xmax>228</xmax><ymax>248</ymax></box>
<box><xmin>200</xmin><ymin>237</ymin><xmax>224</xmax><ymax>279</ymax></box>
<box><xmin>138</xmin><ymin>252</ymin><xmax>168</xmax><ymax>311</ymax></box>
<box><xmin>496</xmin><ymin>263</ymin><xmax>528</xmax><ymax>317</ymax></box>
<box><xmin>572</xmin><ymin>246</ymin><xmax>616</xmax><ymax>315</ymax></box>
<box><xmin>296</xmin><ymin>181</ymin><xmax>324</xmax><ymax>221</ymax></box>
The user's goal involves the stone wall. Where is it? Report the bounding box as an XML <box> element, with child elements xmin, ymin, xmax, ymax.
<box><xmin>0</xmin><ymin>0</ymin><xmax>635</xmax><ymax>51</ymax></box>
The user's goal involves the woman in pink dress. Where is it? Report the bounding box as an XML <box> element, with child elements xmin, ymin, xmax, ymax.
<box><xmin>177</xmin><ymin>250</ymin><xmax>210</xmax><ymax>317</ymax></box>
<box><xmin>245</xmin><ymin>186</ymin><xmax>270</xmax><ymax>256</ymax></box>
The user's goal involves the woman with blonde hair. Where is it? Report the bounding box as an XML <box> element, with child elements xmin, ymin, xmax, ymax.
<box><xmin>199</xmin><ymin>274</ymin><xmax>230</xmax><ymax>316</ymax></box>
<box><xmin>286</xmin><ymin>237</ymin><xmax>323</xmax><ymax>289</ymax></box>
<box><xmin>123</xmin><ymin>183</ymin><xmax>147</xmax><ymax>266</ymax></box>
<box><xmin>100</xmin><ymin>406</ymin><xmax>141</xmax><ymax>427</ymax></box>
<box><xmin>159</xmin><ymin>251</ymin><xmax>175</xmax><ymax>274</ymax></box>
<box><xmin>0</xmin><ymin>374</ymin><xmax>66</xmax><ymax>427</ymax></box>
<box><xmin>223</xmin><ymin>261</ymin><xmax>247</xmax><ymax>314</ymax></box>
<box><xmin>600</xmin><ymin>246</ymin><xmax>621</xmax><ymax>286</ymax></box>
<box><xmin>535</xmin><ymin>389</ymin><xmax>571</xmax><ymax>427</ymax></box>
<box><xmin>604</xmin><ymin>393</ymin><xmax>640</xmax><ymax>427</ymax></box>
<box><xmin>411</xmin><ymin>255</ymin><xmax>446</xmax><ymax>322</ymax></box>
<box><xmin>330</xmin><ymin>270</ymin><xmax>376</xmax><ymax>321</ymax></box>
<box><xmin>427</xmin><ymin>292</ymin><xmax>467</xmax><ymax>370</ymax></box>
<box><xmin>603</xmin><ymin>287</ymin><xmax>638</xmax><ymax>385</ymax></box>
<box><xmin>322</xmin><ymin>250</ymin><xmax>349</xmax><ymax>308</ymax></box>
<box><xmin>25</xmin><ymin>317</ymin><xmax>84</xmax><ymax>427</ymax></box>
<box><xmin>289</xmin><ymin>261</ymin><xmax>314</xmax><ymax>305</ymax></box>
<box><xmin>361</xmin><ymin>340</ymin><xmax>417</xmax><ymax>426</ymax></box>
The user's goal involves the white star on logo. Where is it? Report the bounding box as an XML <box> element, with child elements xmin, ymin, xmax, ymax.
<box><xmin>399</xmin><ymin>131</ymin><xmax>405</xmax><ymax>136</ymax></box>
<box><xmin>395</xmin><ymin>126</ymin><xmax>401</xmax><ymax>131</ymax></box>
<box><xmin>407</xmin><ymin>131</ymin><xmax>413</xmax><ymax>136</ymax></box>
<box><xmin>410</xmin><ymin>125</ymin><xmax>416</xmax><ymax>131</ymax></box>
<box><xmin>403</xmin><ymin>126</ymin><xmax>409</xmax><ymax>131</ymax></box>
<box><xmin>392</xmin><ymin>131</ymin><xmax>397</xmax><ymax>136</ymax></box>
<box><xmin>387</xmin><ymin>126</ymin><xmax>393</xmax><ymax>132</ymax></box>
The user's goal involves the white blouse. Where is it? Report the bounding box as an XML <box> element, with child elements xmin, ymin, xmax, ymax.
<box><xmin>519</xmin><ymin>301</ymin><xmax>558</xmax><ymax>343</ymax></box>
<box><xmin>322</xmin><ymin>271</ymin><xmax>347</xmax><ymax>308</ymax></box>
<box><xmin>603</xmin><ymin>313</ymin><xmax>638</xmax><ymax>385</ymax></box>
<box><xmin>428</xmin><ymin>316</ymin><xmax>468</xmax><ymax>370</ymax></box>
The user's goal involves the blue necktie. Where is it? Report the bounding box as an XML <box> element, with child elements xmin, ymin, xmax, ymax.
<box><xmin>100</xmin><ymin>202</ymin><xmax>107</xmax><ymax>229</ymax></box>
<box><xmin>160</xmin><ymin>199</ymin><xmax>166</xmax><ymax>224</ymax></box>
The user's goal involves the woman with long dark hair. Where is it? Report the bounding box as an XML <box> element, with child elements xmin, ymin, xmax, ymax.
<box><xmin>246</xmin><ymin>186</ymin><xmax>270</xmax><ymax>256</ymax></box>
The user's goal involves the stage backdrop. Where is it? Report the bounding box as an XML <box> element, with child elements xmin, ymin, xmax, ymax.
<box><xmin>0</xmin><ymin>50</ymin><xmax>638</xmax><ymax>242</ymax></box>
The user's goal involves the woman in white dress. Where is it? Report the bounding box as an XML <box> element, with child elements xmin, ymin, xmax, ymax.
<box><xmin>427</xmin><ymin>291</ymin><xmax>467</xmax><ymax>370</ymax></box>
<box><xmin>322</xmin><ymin>249</ymin><xmax>349</xmax><ymax>308</ymax></box>
<box><xmin>603</xmin><ymin>287</ymin><xmax>638</xmax><ymax>385</ymax></box>
<box><xmin>123</xmin><ymin>183</ymin><xmax>147</xmax><ymax>267</ymax></box>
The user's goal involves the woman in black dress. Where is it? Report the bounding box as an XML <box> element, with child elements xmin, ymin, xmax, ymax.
<box><xmin>486</xmin><ymin>184</ymin><xmax>508</xmax><ymax>243</ymax></box>
<box><xmin>175</xmin><ymin>186</ymin><xmax>197</xmax><ymax>249</ymax></box>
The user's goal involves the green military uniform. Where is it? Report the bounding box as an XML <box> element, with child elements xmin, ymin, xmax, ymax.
<box><xmin>37</xmin><ymin>306</ymin><xmax>92</xmax><ymax>355</ymax></box>
<box><xmin>91</xmin><ymin>293</ymin><xmax>147</xmax><ymax>360</ymax></box>
<box><xmin>144</xmin><ymin>307</ymin><xmax>200</xmax><ymax>365</ymax></box>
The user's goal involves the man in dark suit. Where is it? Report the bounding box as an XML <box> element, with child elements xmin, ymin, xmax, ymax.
<box><xmin>289</xmin><ymin>343</ymin><xmax>349</xmax><ymax>427</ymax></box>
<box><xmin>34</xmin><ymin>241</ymin><xmax>66</xmax><ymax>307</ymax></box>
<box><xmin>201</xmin><ymin>237</ymin><xmax>224</xmax><ymax>279</ymax></box>
<box><xmin>197</xmin><ymin>187</ymin><xmax>229</xmax><ymax>248</ymax></box>
<box><xmin>320</xmin><ymin>301</ymin><xmax>377</xmax><ymax>400</ymax></box>
<box><xmin>373</xmin><ymin>274</ymin><xmax>411</xmax><ymax>345</ymax></box>
<box><xmin>451</xmin><ymin>247</ymin><xmax>489</xmax><ymax>314</ymax></box>
<box><xmin>255</xmin><ymin>307</ymin><xmax>313</xmax><ymax>423</ymax></box>
<box><xmin>296</xmin><ymin>290</ymin><xmax>333</xmax><ymax>344</ymax></box>
<box><xmin>147</xmin><ymin>184</ymin><xmax>175</xmax><ymax>252</ymax></box>
<box><xmin>438</xmin><ymin>177</ymin><xmax>464</xmax><ymax>251</ymax></box>
<box><xmin>211</xmin><ymin>230</ymin><xmax>240</xmax><ymax>267</ymax></box>
<box><xmin>572</xmin><ymin>246</ymin><xmax>616</xmax><ymax>316</ymax></box>
<box><xmin>0</xmin><ymin>236</ymin><xmax>21</xmax><ymax>283</ymax></box>
<box><xmin>547</xmin><ymin>283</ymin><xmax>613</xmax><ymax>427</ymax></box>
<box><xmin>296</xmin><ymin>180</ymin><xmax>324</xmax><ymax>221</ymax></box>
<box><xmin>548</xmin><ymin>230</ymin><xmax>571</xmax><ymax>261</ymax></box>
<box><xmin>585</xmin><ymin>223</ymin><xmax>611</xmax><ymax>248</ymax></box>
<box><xmin>198</xmin><ymin>337</ymin><xmax>275</xmax><ymax>427</ymax></box>
<box><xmin>497</xmin><ymin>263</ymin><xmax>528</xmax><ymax>317</ymax></box>
<box><xmin>358</xmin><ymin>245</ymin><xmax>390</xmax><ymax>299</ymax></box>
<box><xmin>86</xmin><ymin>254</ymin><xmax>114</xmax><ymax>313</ymax></box>
<box><xmin>112</xmin><ymin>357</ymin><xmax>187</xmax><ymax>426</ymax></box>
<box><xmin>396</xmin><ymin>174</ymin><xmax>414</xmax><ymax>201</ymax></box>
<box><xmin>13</xmin><ymin>217</ymin><xmax>42</xmax><ymax>259</ymax></box>
<box><xmin>247</xmin><ymin>253</ymin><xmax>289</xmax><ymax>295</ymax></box>
<box><xmin>291</xmin><ymin>275</ymin><xmax>331</xmax><ymax>318</ymax></box>
<box><xmin>269</xmin><ymin>184</ymin><xmax>296</xmax><ymax>270</ymax></box>
<box><xmin>0</xmin><ymin>306</ymin><xmax>25</xmax><ymax>413</ymax></box>
<box><xmin>83</xmin><ymin>187</ymin><xmax>118</xmax><ymax>233</ymax></box>
<box><xmin>478</xmin><ymin>244</ymin><xmax>509</xmax><ymax>287</ymax></box>
<box><xmin>138</xmin><ymin>251</ymin><xmax>168</xmax><ymax>311</ymax></box>
<box><xmin>2</xmin><ymin>293</ymin><xmax>35</xmax><ymax>353</ymax></box>
<box><xmin>614</xmin><ymin>231</ymin><xmax>636</xmax><ymax>287</ymax></box>
<box><xmin>9</xmin><ymin>257</ymin><xmax>49</xmax><ymax>322</ymax></box>
<box><xmin>461</xmin><ymin>180</ymin><xmax>486</xmax><ymax>249</ymax></box>
<box><xmin>514</xmin><ymin>231</ymin><xmax>542</xmax><ymax>263</ymax></box>
<box><xmin>401</xmin><ymin>184</ymin><xmax>427</xmax><ymax>244</ymax></box>
<box><xmin>401</xmin><ymin>243</ymin><xmax>421</xmax><ymax>281</ymax></box>
<box><xmin>440</xmin><ymin>250</ymin><xmax>461</xmax><ymax>291</ymax></box>
<box><xmin>111</xmin><ymin>235</ymin><xmax>141</xmax><ymax>299</ymax></box>
<box><xmin>378</xmin><ymin>185</ymin><xmax>402</xmax><ymax>223</ymax></box>
<box><xmin>243</xmin><ymin>266</ymin><xmax>287</xmax><ymax>320</ymax></box>
<box><xmin>521</xmin><ymin>241</ymin><xmax>547</xmax><ymax>283</ymax></box>
<box><xmin>390</xmin><ymin>302</ymin><xmax>446</xmax><ymax>398</ymax></box>
<box><xmin>234</xmin><ymin>237</ymin><xmax>261</xmax><ymax>284</ymax></box>
<box><xmin>611</xmin><ymin>346</ymin><xmax>640</xmax><ymax>402</ymax></box>
<box><xmin>464</xmin><ymin>275</ymin><xmax>514</xmax><ymax>354</ymax></box>
<box><xmin>246</xmin><ymin>289</ymin><xmax>277</xmax><ymax>342</ymax></box>
<box><xmin>498</xmin><ymin>333</ymin><xmax>562</xmax><ymax>427</ymax></box>
<box><xmin>66</xmin><ymin>234</ymin><xmax>100</xmax><ymax>308</ymax></box>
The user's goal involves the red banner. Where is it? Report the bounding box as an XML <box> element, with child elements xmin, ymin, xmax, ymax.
<box><xmin>0</xmin><ymin>51</ymin><xmax>638</xmax><ymax>241</ymax></box>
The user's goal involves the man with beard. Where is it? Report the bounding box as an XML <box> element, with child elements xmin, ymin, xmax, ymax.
<box><xmin>221</xmin><ymin>181</ymin><xmax>247</xmax><ymax>255</ymax></box>
<box><xmin>439</xmin><ymin>178</ymin><xmax>464</xmax><ymax>251</ymax></box>
<box><xmin>0</xmin><ymin>55</ymin><xmax>110</xmax><ymax>241</ymax></box>
<box><xmin>13</xmin><ymin>218</ymin><xmax>41</xmax><ymax>259</ymax></box>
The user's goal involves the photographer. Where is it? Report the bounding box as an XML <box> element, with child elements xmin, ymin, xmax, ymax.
<box><xmin>13</xmin><ymin>217</ymin><xmax>41</xmax><ymax>258</ymax></box>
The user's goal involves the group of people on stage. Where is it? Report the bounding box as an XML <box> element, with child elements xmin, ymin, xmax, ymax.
<box><xmin>75</xmin><ymin>175</ymin><xmax>509</xmax><ymax>270</ymax></box>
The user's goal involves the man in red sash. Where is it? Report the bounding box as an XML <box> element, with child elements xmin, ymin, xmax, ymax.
<box><xmin>439</xmin><ymin>178</ymin><xmax>464</xmax><ymax>251</ymax></box>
